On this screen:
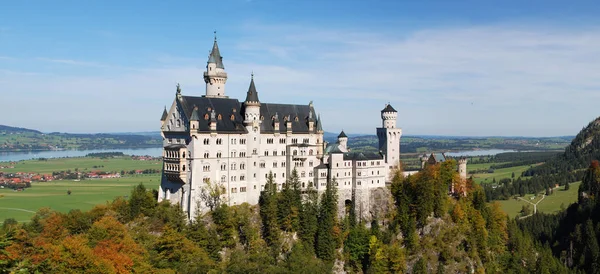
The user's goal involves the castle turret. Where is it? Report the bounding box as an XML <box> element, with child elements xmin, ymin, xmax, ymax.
<box><xmin>243</xmin><ymin>73</ymin><xmax>261</xmax><ymax>130</ymax></box>
<box><xmin>189</xmin><ymin>106</ymin><xmax>200</xmax><ymax>134</ymax></box>
<box><xmin>316</xmin><ymin>114</ymin><xmax>324</xmax><ymax>158</ymax></box>
<box><xmin>338</xmin><ymin>130</ymin><xmax>348</xmax><ymax>151</ymax></box>
<box><xmin>458</xmin><ymin>157</ymin><xmax>467</xmax><ymax>181</ymax></box>
<box><xmin>204</xmin><ymin>32</ymin><xmax>228</xmax><ymax>98</ymax></box>
<box><xmin>160</xmin><ymin>106</ymin><xmax>168</xmax><ymax>128</ymax></box>
<box><xmin>377</xmin><ymin>103</ymin><xmax>402</xmax><ymax>178</ymax></box>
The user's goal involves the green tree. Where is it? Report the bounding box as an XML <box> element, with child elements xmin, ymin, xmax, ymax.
<box><xmin>412</xmin><ymin>257</ymin><xmax>427</xmax><ymax>274</ymax></box>
<box><xmin>259</xmin><ymin>172</ymin><xmax>280</xmax><ymax>251</ymax></box>
<box><xmin>316</xmin><ymin>177</ymin><xmax>338</xmax><ymax>261</ymax></box>
<box><xmin>299</xmin><ymin>186</ymin><xmax>319</xmax><ymax>253</ymax></box>
<box><xmin>128</xmin><ymin>183</ymin><xmax>157</xmax><ymax>221</ymax></box>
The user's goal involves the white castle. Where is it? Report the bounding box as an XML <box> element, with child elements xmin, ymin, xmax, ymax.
<box><xmin>158</xmin><ymin>36</ymin><xmax>401</xmax><ymax>220</ymax></box>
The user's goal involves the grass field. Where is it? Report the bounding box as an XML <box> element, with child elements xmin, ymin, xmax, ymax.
<box><xmin>3</xmin><ymin>157</ymin><xmax>162</xmax><ymax>173</ymax></box>
<box><xmin>470</xmin><ymin>164</ymin><xmax>533</xmax><ymax>185</ymax></box>
<box><xmin>0</xmin><ymin>175</ymin><xmax>160</xmax><ymax>222</ymax></box>
<box><xmin>496</xmin><ymin>182</ymin><xmax>580</xmax><ymax>218</ymax></box>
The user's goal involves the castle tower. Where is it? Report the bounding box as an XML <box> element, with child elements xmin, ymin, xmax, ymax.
<box><xmin>458</xmin><ymin>157</ymin><xmax>467</xmax><ymax>181</ymax></box>
<box><xmin>204</xmin><ymin>33</ymin><xmax>228</xmax><ymax>98</ymax></box>
<box><xmin>377</xmin><ymin>104</ymin><xmax>402</xmax><ymax>172</ymax></box>
<box><xmin>338</xmin><ymin>131</ymin><xmax>348</xmax><ymax>151</ymax></box>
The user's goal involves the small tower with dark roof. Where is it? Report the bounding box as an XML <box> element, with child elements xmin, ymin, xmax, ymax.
<box><xmin>189</xmin><ymin>105</ymin><xmax>200</xmax><ymax>133</ymax></box>
<box><xmin>243</xmin><ymin>73</ymin><xmax>261</xmax><ymax>130</ymax></box>
<box><xmin>160</xmin><ymin>106</ymin><xmax>168</xmax><ymax>129</ymax></box>
<box><xmin>377</xmin><ymin>103</ymin><xmax>402</xmax><ymax>177</ymax></box>
<box><xmin>204</xmin><ymin>32</ymin><xmax>228</xmax><ymax>98</ymax></box>
<box><xmin>338</xmin><ymin>130</ymin><xmax>348</xmax><ymax>151</ymax></box>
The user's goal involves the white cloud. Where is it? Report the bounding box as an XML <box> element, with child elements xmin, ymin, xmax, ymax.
<box><xmin>1</xmin><ymin>22</ymin><xmax>599</xmax><ymax>136</ymax></box>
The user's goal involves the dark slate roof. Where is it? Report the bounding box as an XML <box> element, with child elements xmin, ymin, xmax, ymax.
<box><xmin>430</xmin><ymin>153</ymin><xmax>446</xmax><ymax>163</ymax></box>
<box><xmin>315</xmin><ymin>163</ymin><xmax>329</xmax><ymax>169</ymax></box>
<box><xmin>160</xmin><ymin>107</ymin><xmax>168</xmax><ymax>121</ymax></box>
<box><xmin>325</xmin><ymin>143</ymin><xmax>344</xmax><ymax>154</ymax></box>
<box><xmin>260</xmin><ymin>103</ymin><xmax>317</xmax><ymax>134</ymax></box>
<box><xmin>381</xmin><ymin>104</ymin><xmax>397</xmax><ymax>113</ymax></box>
<box><xmin>178</xmin><ymin>95</ymin><xmax>317</xmax><ymax>134</ymax></box>
<box><xmin>316</xmin><ymin>114</ymin><xmax>323</xmax><ymax>132</ymax></box>
<box><xmin>338</xmin><ymin>131</ymin><xmax>348</xmax><ymax>138</ymax></box>
<box><xmin>207</xmin><ymin>39</ymin><xmax>225</xmax><ymax>69</ymax></box>
<box><xmin>343</xmin><ymin>152</ymin><xmax>384</xmax><ymax>161</ymax></box>
<box><xmin>244</xmin><ymin>77</ymin><xmax>260</xmax><ymax>103</ymax></box>
<box><xmin>179</xmin><ymin>96</ymin><xmax>247</xmax><ymax>133</ymax></box>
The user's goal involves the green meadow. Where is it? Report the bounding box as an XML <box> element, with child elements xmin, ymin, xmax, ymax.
<box><xmin>0</xmin><ymin>157</ymin><xmax>162</xmax><ymax>222</ymax></box>
<box><xmin>0</xmin><ymin>175</ymin><xmax>160</xmax><ymax>222</ymax></box>
<box><xmin>3</xmin><ymin>156</ymin><xmax>162</xmax><ymax>173</ymax></box>
<box><xmin>470</xmin><ymin>164</ymin><xmax>533</xmax><ymax>185</ymax></box>
<box><xmin>496</xmin><ymin>182</ymin><xmax>580</xmax><ymax>218</ymax></box>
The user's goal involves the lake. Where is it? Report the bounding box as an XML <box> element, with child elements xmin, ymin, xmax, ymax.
<box><xmin>444</xmin><ymin>149</ymin><xmax>519</xmax><ymax>157</ymax></box>
<box><xmin>0</xmin><ymin>147</ymin><xmax>163</xmax><ymax>162</ymax></box>
<box><xmin>1</xmin><ymin>147</ymin><xmax>520</xmax><ymax>162</ymax></box>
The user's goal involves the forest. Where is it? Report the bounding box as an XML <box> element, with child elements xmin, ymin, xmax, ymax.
<box><xmin>0</xmin><ymin>162</ymin><xmax>567</xmax><ymax>273</ymax></box>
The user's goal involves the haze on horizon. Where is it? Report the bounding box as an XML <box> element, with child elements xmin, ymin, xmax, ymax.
<box><xmin>1</xmin><ymin>0</ymin><xmax>599</xmax><ymax>137</ymax></box>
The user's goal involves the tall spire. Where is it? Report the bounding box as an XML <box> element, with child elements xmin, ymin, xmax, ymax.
<box><xmin>316</xmin><ymin>114</ymin><xmax>323</xmax><ymax>132</ymax></box>
<box><xmin>160</xmin><ymin>106</ymin><xmax>168</xmax><ymax>121</ymax></box>
<box><xmin>244</xmin><ymin>73</ymin><xmax>260</xmax><ymax>104</ymax></box>
<box><xmin>207</xmin><ymin>31</ymin><xmax>224</xmax><ymax>69</ymax></box>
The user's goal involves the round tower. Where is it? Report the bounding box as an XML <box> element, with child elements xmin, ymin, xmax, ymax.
<box><xmin>243</xmin><ymin>74</ymin><xmax>261</xmax><ymax>129</ymax></box>
<box><xmin>337</xmin><ymin>130</ymin><xmax>348</xmax><ymax>150</ymax></box>
<box><xmin>458</xmin><ymin>157</ymin><xmax>468</xmax><ymax>180</ymax></box>
<box><xmin>204</xmin><ymin>33</ymin><xmax>228</xmax><ymax>98</ymax></box>
<box><xmin>381</xmin><ymin>104</ymin><xmax>398</xmax><ymax>129</ymax></box>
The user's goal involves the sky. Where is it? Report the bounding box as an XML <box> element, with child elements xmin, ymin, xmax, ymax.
<box><xmin>1</xmin><ymin>0</ymin><xmax>600</xmax><ymax>136</ymax></box>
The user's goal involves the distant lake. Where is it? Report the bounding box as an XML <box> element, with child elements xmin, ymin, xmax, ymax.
<box><xmin>0</xmin><ymin>147</ymin><xmax>522</xmax><ymax>162</ymax></box>
<box><xmin>444</xmin><ymin>149</ymin><xmax>519</xmax><ymax>157</ymax></box>
<box><xmin>0</xmin><ymin>147</ymin><xmax>163</xmax><ymax>162</ymax></box>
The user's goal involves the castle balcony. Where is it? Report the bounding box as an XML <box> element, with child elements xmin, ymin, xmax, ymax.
<box><xmin>163</xmin><ymin>157</ymin><xmax>187</xmax><ymax>184</ymax></box>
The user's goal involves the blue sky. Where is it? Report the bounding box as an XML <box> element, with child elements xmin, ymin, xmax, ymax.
<box><xmin>1</xmin><ymin>0</ymin><xmax>600</xmax><ymax>136</ymax></box>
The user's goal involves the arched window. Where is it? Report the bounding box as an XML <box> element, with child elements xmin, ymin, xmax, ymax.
<box><xmin>293</xmin><ymin>150</ymin><xmax>298</xmax><ymax>156</ymax></box>
<box><xmin>309</xmin><ymin>149</ymin><xmax>313</xmax><ymax>155</ymax></box>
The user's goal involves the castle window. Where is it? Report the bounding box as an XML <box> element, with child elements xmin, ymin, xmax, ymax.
<box><xmin>182</xmin><ymin>165</ymin><xmax>185</xmax><ymax>171</ymax></box>
<box><xmin>204</xmin><ymin>138</ymin><xmax>209</xmax><ymax>145</ymax></box>
<box><xmin>302</xmin><ymin>182</ymin><xmax>305</xmax><ymax>188</ymax></box>
<box><xmin>192</xmin><ymin>124</ymin><xmax>196</xmax><ymax>129</ymax></box>
<box><xmin>309</xmin><ymin>161</ymin><xmax>313</xmax><ymax>167</ymax></box>
<box><xmin>221</xmin><ymin>175</ymin><xmax>226</xmax><ymax>183</ymax></box>
<box><xmin>293</xmin><ymin>150</ymin><xmax>298</xmax><ymax>156</ymax></box>
<box><xmin>260</xmin><ymin>116</ymin><xmax>264</xmax><ymax>120</ymax></box>
<box><xmin>282</xmin><ymin>173</ymin><xmax>285</xmax><ymax>178</ymax></box>
<box><xmin>294</xmin><ymin>116</ymin><xmax>299</xmax><ymax>121</ymax></box>
<box><xmin>260</xmin><ymin>162</ymin><xmax>266</xmax><ymax>168</ymax></box>
<box><xmin>240</xmin><ymin>176</ymin><xmax>245</xmax><ymax>181</ymax></box>
<box><xmin>176</xmin><ymin>120</ymin><xmax>181</xmax><ymax>127</ymax></box>
<box><xmin>309</xmin><ymin>172</ymin><xmax>313</xmax><ymax>177</ymax></box>
<box><xmin>273</xmin><ymin>162</ymin><xmax>277</xmax><ymax>168</ymax></box>
<box><xmin>231</xmin><ymin>187</ymin><xmax>237</xmax><ymax>193</ymax></box>
<box><xmin>204</xmin><ymin>152</ymin><xmax>209</xmax><ymax>158</ymax></box>
<box><xmin>253</xmin><ymin>149</ymin><xmax>257</xmax><ymax>155</ymax></box>
<box><xmin>282</xmin><ymin>162</ymin><xmax>286</xmax><ymax>168</ymax></box>
<box><xmin>204</xmin><ymin>114</ymin><xmax>209</xmax><ymax>120</ymax></box>
<box><xmin>232</xmin><ymin>108</ymin><xmax>236</xmax><ymax>113</ymax></box>
<box><xmin>217</xmin><ymin>152</ymin><xmax>222</xmax><ymax>158</ymax></box>
<box><xmin>240</xmin><ymin>187</ymin><xmax>246</xmax><ymax>192</ymax></box>
<box><xmin>221</xmin><ymin>163</ymin><xmax>226</xmax><ymax>171</ymax></box>
<box><xmin>217</xmin><ymin>114</ymin><xmax>222</xmax><ymax>120</ymax></box>
<box><xmin>309</xmin><ymin>149</ymin><xmax>313</xmax><ymax>156</ymax></box>
<box><xmin>264</xmin><ymin>151</ymin><xmax>268</xmax><ymax>156</ymax></box>
<box><xmin>230</xmin><ymin>114</ymin><xmax>235</xmax><ymax>121</ymax></box>
<box><xmin>273</xmin><ymin>151</ymin><xmax>277</xmax><ymax>156</ymax></box>
<box><xmin>240</xmin><ymin>163</ymin><xmax>245</xmax><ymax>170</ymax></box>
<box><xmin>282</xmin><ymin>151</ymin><xmax>286</xmax><ymax>156</ymax></box>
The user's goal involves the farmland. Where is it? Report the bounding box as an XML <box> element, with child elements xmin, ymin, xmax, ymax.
<box><xmin>496</xmin><ymin>182</ymin><xmax>580</xmax><ymax>218</ymax></box>
<box><xmin>0</xmin><ymin>156</ymin><xmax>162</xmax><ymax>222</ymax></box>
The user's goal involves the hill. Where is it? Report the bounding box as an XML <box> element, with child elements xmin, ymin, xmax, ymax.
<box><xmin>0</xmin><ymin>124</ymin><xmax>161</xmax><ymax>152</ymax></box>
<box><xmin>483</xmin><ymin>117</ymin><xmax>600</xmax><ymax>201</ymax></box>
<box><xmin>524</xmin><ymin>116</ymin><xmax>600</xmax><ymax>177</ymax></box>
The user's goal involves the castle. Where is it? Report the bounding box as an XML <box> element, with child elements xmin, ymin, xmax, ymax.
<box><xmin>158</xmin><ymin>35</ymin><xmax>401</xmax><ymax>220</ymax></box>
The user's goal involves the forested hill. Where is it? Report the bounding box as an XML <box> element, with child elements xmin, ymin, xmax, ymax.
<box><xmin>524</xmin><ymin>116</ymin><xmax>600</xmax><ymax>177</ymax></box>
<box><xmin>0</xmin><ymin>125</ymin><xmax>42</xmax><ymax>134</ymax></box>
<box><xmin>0</xmin><ymin>124</ymin><xmax>161</xmax><ymax>151</ymax></box>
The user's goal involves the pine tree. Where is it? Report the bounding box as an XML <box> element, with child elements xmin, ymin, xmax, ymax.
<box><xmin>299</xmin><ymin>186</ymin><xmax>319</xmax><ymax>253</ymax></box>
<box><xmin>259</xmin><ymin>172</ymin><xmax>280</xmax><ymax>249</ymax></box>
<box><xmin>316</xmin><ymin>177</ymin><xmax>338</xmax><ymax>261</ymax></box>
